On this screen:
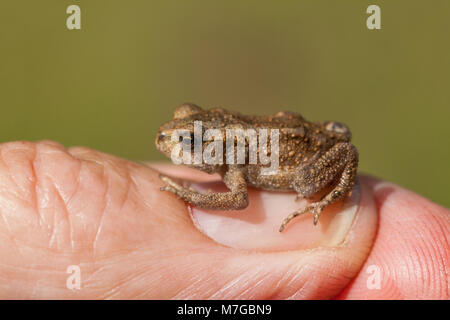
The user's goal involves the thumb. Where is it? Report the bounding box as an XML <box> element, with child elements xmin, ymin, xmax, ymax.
<box><xmin>151</xmin><ymin>164</ymin><xmax>378</xmax><ymax>299</ymax></box>
<box><xmin>0</xmin><ymin>141</ymin><xmax>377</xmax><ymax>299</ymax></box>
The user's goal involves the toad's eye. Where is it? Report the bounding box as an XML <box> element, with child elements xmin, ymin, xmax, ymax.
<box><xmin>325</xmin><ymin>121</ymin><xmax>350</xmax><ymax>134</ymax></box>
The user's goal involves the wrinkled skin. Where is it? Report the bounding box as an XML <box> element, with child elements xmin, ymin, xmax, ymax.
<box><xmin>0</xmin><ymin>140</ymin><xmax>448</xmax><ymax>299</ymax></box>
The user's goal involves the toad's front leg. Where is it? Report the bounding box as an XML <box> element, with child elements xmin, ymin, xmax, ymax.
<box><xmin>280</xmin><ymin>142</ymin><xmax>358</xmax><ymax>231</ymax></box>
<box><xmin>160</xmin><ymin>166</ymin><xmax>249</xmax><ymax>210</ymax></box>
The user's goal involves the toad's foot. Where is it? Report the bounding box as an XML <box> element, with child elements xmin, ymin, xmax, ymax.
<box><xmin>279</xmin><ymin>201</ymin><xmax>327</xmax><ymax>232</ymax></box>
<box><xmin>159</xmin><ymin>167</ymin><xmax>249</xmax><ymax>210</ymax></box>
<box><xmin>159</xmin><ymin>174</ymin><xmax>191</xmax><ymax>193</ymax></box>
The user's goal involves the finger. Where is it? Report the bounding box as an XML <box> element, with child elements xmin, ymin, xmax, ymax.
<box><xmin>0</xmin><ymin>143</ymin><xmax>378</xmax><ymax>299</ymax></box>
<box><xmin>335</xmin><ymin>176</ymin><xmax>449</xmax><ymax>300</ymax></box>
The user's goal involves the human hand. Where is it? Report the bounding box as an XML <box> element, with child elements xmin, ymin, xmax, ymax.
<box><xmin>0</xmin><ymin>141</ymin><xmax>447</xmax><ymax>299</ymax></box>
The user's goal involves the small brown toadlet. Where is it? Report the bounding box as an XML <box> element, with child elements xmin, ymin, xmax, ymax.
<box><xmin>155</xmin><ymin>103</ymin><xmax>358</xmax><ymax>232</ymax></box>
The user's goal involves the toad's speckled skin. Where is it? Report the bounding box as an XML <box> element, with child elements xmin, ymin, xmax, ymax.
<box><xmin>156</xmin><ymin>103</ymin><xmax>358</xmax><ymax>231</ymax></box>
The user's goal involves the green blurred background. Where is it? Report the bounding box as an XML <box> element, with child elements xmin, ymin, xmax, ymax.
<box><xmin>1</xmin><ymin>1</ymin><xmax>449</xmax><ymax>207</ymax></box>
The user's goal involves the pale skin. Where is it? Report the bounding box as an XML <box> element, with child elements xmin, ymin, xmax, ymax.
<box><xmin>0</xmin><ymin>141</ymin><xmax>448</xmax><ymax>299</ymax></box>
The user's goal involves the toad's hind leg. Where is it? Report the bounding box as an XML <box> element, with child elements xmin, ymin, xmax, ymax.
<box><xmin>280</xmin><ymin>143</ymin><xmax>358</xmax><ymax>232</ymax></box>
<box><xmin>160</xmin><ymin>165</ymin><xmax>248</xmax><ymax>210</ymax></box>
